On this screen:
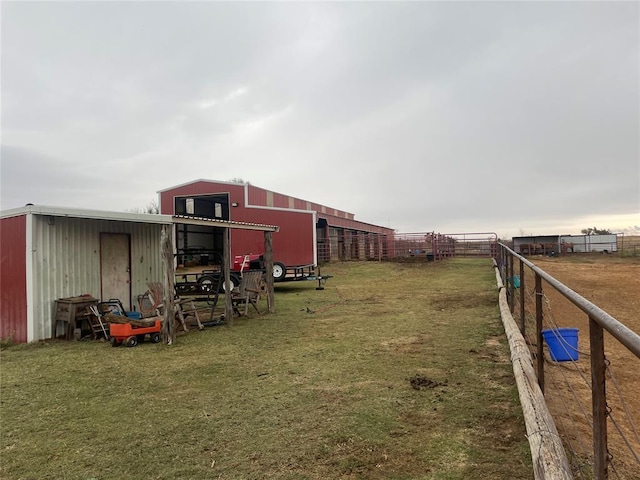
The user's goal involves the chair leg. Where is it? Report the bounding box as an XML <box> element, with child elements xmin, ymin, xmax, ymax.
<box><xmin>249</xmin><ymin>298</ymin><xmax>261</xmax><ymax>315</ymax></box>
<box><xmin>175</xmin><ymin>306</ymin><xmax>188</xmax><ymax>332</ymax></box>
<box><xmin>190</xmin><ymin>300</ymin><xmax>204</xmax><ymax>330</ymax></box>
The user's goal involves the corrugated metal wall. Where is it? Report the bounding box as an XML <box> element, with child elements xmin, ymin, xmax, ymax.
<box><xmin>232</xmin><ymin>209</ymin><xmax>316</xmax><ymax>266</ymax></box>
<box><xmin>559</xmin><ymin>234</ymin><xmax>618</xmax><ymax>253</ymax></box>
<box><xmin>0</xmin><ymin>215</ymin><xmax>28</xmax><ymax>343</ymax></box>
<box><xmin>272</xmin><ymin>192</ymin><xmax>289</xmax><ymax>208</ymax></box>
<box><xmin>31</xmin><ymin>216</ymin><xmax>165</xmax><ymax>341</ymax></box>
<box><xmin>247</xmin><ymin>185</ymin><xmax>268</xmax><ymax>206</ymax></box>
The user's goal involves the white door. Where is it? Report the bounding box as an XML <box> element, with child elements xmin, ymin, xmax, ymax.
<box><xmin>100</xmin><ymin>233</ymin><xmax>131</xmax><ymax>310</ymax></box>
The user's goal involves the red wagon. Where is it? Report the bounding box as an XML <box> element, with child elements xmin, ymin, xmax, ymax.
<box><xmin>109</xmin><ymin>319</ymin><xmax>162</xmax><ymax>347</ymax></box>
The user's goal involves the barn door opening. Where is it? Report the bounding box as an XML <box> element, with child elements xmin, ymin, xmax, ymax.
<box><xmin>100</xmin><ymin>233</ymin><xmax>132</xmax><ymax>310</ymax></box>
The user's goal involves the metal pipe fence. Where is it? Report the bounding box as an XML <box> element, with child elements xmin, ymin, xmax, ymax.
<box><xmin>497</xmin><ymin>243</ymin><xmax>640</xmax><ymax>479</ymax></box>
<box><xmin>317</xmin><ymin>231</ymin><xmax>499</xmax><ymax>263</ymax></box>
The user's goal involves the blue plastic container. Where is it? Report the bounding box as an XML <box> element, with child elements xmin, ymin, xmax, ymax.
<box><xmin>125</xmin><ymin>311</ymin><xmax>142</xmax><ymax>320</ymax></box>
<box><xmin>542</xmin><ymin>328</ymin><xmax>579</xmax><ymax>362</ymax></box>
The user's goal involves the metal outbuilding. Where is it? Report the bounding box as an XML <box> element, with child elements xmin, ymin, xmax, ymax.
<box><xmin>0</xmin><ymin>205</ymin><xmax>278</xmax><ymax>343</ymax></box>
<box><xmin>512</xmin><ymin>235</ymin><xmax>565</xmax><ymax>256</ymax></box>
<box><xmin>512</xmin><ymin>234</ymin><xmax>619</xmax><ymax>256</ymax></box>
<box><xmin>0</xmin><ymin>205</ymin><xmax>174</xmax><ymax>343</ymax></box>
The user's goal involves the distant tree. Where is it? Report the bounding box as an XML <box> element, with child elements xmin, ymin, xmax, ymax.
<box><xmin>130</xmin><ymin>200</ymin><xmax>159</xmax><ymax>214</ymax></box>
<box><xmin>229</xmin><ymin>178</ymin><xmax>251</xmax><ymax>185</ymax></box>
<box><xmin>581</xmin><ymin>227</ymin><xmax>612</xmax><ymax>235</ymax></box>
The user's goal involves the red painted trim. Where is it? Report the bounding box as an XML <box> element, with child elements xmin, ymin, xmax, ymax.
<box><xmin>0</xmin><ymin>215</ymin><xmax>28</xmax><ymax>342</ymax></box>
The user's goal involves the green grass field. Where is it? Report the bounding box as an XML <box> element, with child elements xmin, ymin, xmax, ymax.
<box><xmin>1</xmin><ymin>259</ymin><xmax>531</xmax><ymax>479</ymax></box>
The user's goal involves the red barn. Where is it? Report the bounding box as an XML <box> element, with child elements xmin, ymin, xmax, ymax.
<box><xmin>159</xmin><ymin>179</ymin><xmax>395</xmax><ymax>280</ymax></box>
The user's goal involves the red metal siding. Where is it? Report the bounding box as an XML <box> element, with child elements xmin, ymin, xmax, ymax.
<box><xmin>0</xmin><ymin>215</ymin><xmax>28</xmax><ymax>343</ymax></box>
<box><xmin>233</xmin><ymin>208</ymin><xmax>315</xmax><ymax>266</ymax></box>
<box><xmin>272</xmin><ymin>193</ymin><xmax>289</xmax><ymax>208</ymax></box>
<box><xmin>247</xmin><ymin>185</ymin><xmax>268</xmax><ymax>206</ymax></box>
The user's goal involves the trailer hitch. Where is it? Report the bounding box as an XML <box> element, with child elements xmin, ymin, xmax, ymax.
<box><xmin>315</xmin><ymin>266</ymin><xmax>333</xmax><ymax>290</ymax></box>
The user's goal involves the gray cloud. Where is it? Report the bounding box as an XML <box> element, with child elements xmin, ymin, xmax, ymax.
<box><xmin>2</xmin><ymin>1</ymin><xmax>638</xmax><ymax>236</ymax></box>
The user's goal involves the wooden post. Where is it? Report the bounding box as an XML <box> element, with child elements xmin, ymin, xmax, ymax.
<box><xmin>519</xmin><ymin>259</ymin><xmax>525</xmax><ymax>334</ymax></box>
<box><xmin>508</xmin><ymin>253</ymin><xmax>514</xmax><ymax>313</ymax></box>
<box><xmin>535</xmin><ymin>272</ymin><xmax>544</xmax><ymax>392</ymax></box>
<box><xmin>590</xmin><ymin>315</ymin><xmax>608</xmax><ymax>480</ymax></box>
<box><xmin>223</xmin><ymin>227</ymin><xmax>233</xmax><ymax>326</ymax></box>
<box><xmin>161</xmin><ymin>225</ymin><xmax>176</xmax><ymax>345</ymax></box>
<box><xmin>504</xmin><ymin>250</ymin><xmax>510</xmax><ymax>285</ymax></box>
<box><xmin>264</xmin><ymin>231</ymin><xmax>275</xmax><ymax>313</ymax></box>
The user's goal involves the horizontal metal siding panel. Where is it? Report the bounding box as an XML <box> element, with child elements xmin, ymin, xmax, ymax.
<box><xmin>0</xmin><ymin>215</ymin><xmax>28</xmax><ymax>342</ymax></box>
<box><xmin>31</xmin><ymin>217</ymin><xmax>165</xmax><ymax>341</ymax></box>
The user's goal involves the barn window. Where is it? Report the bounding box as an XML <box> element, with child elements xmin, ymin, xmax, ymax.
<box><xmin>175</xmin><ymin>194</ymin><xmax>230</xmax><ymax>220</ymax></box>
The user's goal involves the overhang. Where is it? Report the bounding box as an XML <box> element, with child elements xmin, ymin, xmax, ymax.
<box><xmin>173</xmin><ymin>214</ymin><xmax>279</xmax><ymax>232</ymax></box>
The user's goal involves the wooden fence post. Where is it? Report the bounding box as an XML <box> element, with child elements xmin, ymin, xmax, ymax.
<box><xmin>519</xmin><ymin>259</ymin><xmax>525</xmax><ymax>334</ymax></box>
<box><xmin>161</xmin><ymin>225</ymin><xmax>176</xmax><ymax>345</ymax></box>
<box><xmin>590</xmin><ymin>315</ymin><xmax>608</xmax><ymax>480</ymax></box>
<box><xmin>264</xmin><ymin>231</ymin><xmax>275</xmax><ymax>313</ymax></box>
<box><xmin>223</xmin><ymin>227</ymin><xmax>233</xmax><ymax>326</ymax></box>
<box><xmin>508</xmin><ymin>253</ymin><xmax>514</xmax><ymax>313</ymax></box>
<box><xmin>535</xmin><ymin>273</ymin><xmax>544</xmax><ymax>392</ymax></box>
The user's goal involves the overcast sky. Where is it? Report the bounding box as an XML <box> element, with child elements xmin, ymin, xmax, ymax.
<box><xmin>2</xmin><ymin>1</ymin><xmax>638</xmax><ymax>238</ymax></box>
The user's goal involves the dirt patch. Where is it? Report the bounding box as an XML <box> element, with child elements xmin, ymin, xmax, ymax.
<box><xmin>408</xmin><ymin>374</ymin><xmax>448</xmax><ymax>390</ymax></box>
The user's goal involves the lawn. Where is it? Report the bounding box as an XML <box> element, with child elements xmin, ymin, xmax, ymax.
<box><xmin>1</xmin><ymin>258</ymin><xmax>531</xmax><ymax>479</ymax></box>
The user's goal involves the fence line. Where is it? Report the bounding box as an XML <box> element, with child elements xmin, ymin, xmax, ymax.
<box><xmin>317</xmin><ymin>231</ymin><xmax>499</xmax><ymax>263</ymax></box>
<box><xmin>493</xmin><ymin>259</ymin><xmax>573</xmax><ymax>480</ymax></box>
<box><xmin>497</xmin><ymin>243</ymin><xmax>640</xmax><ymax>479</ymax></box>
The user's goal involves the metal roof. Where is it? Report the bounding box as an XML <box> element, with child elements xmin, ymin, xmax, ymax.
<box><xmin>0</xmin><ymin>205</ymin><xmax>173</xmax><ymax>224</ymax></box>
<box><xmin>173</xmin><ymin>214</ymin><xmax>279</xmax><ymax>232</ymax></box>
<box><xmin>157</xmin><ymin>178</ymin><xmax>238</xmax><ymax>193</ymax></box>
<box><xmin>0</xmin><ymin>206</ymin><xmax>279</xmax><ymax>232</ymax></box>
